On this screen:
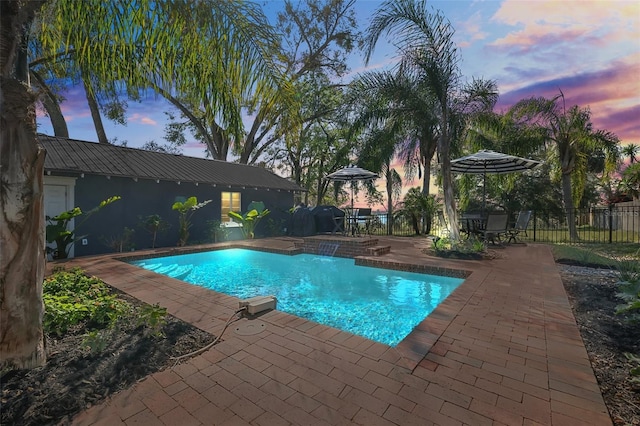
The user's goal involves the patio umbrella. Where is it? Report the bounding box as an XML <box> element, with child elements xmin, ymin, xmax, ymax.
<box><xmin>325</xmin><ymin>165</ymin><xmax>378</xmax><ymax>213</ymax></box>
<box><xmin>451</xmin><ymin>150</ymin><xmax>542</xmax><ymax>212</ymax></box>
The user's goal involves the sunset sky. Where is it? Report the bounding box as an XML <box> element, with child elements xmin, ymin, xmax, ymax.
<box><xmin>37</xmin><ymin>0</ymin><xmax>639</xmax><ymax>166</ymax></box>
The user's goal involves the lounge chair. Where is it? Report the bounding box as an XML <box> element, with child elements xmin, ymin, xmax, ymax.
<box><xmin>507</xmin><ymin>210</ymin><xmax>532</xmax><ymax>243</ymax></box>
<box><xmin>479</xmin><ymin>212</ymin><xmax>509</xmax><ymax>245</ymax></box>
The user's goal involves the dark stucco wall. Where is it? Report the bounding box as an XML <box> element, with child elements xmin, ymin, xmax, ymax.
<box><xmin>71</xmin><ymin>175</ymin><xmax>295</xmax><ymax>257</ymax></box>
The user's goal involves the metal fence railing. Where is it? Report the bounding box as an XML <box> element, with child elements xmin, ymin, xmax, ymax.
<box><xmin>369</xmin><ymin>204</ymin><xmax>640</xmax><ymax>244</ymax></box>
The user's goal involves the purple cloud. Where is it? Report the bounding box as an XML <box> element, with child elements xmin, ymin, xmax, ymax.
<box><xmin>496</xmin><ymin>58</ymin><xmax>639</xmax><ymax>142</ymax></box>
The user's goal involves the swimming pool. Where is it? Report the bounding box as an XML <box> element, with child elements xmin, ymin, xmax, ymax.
<box><xmin>130</xmin><ymin>248</ymin><xmax>464</xmax><ymax>346</ymax></box>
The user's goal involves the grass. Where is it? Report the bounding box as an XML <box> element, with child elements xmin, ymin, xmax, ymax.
<box><xmin>525</xmin><ymin>228</ymin><xmax>639</xmax><ymax>244</ymax></box>
<box><xmin>551</xmin><ymin>243</ymin><xmax>640</xmax><ymax>267</ymax></box>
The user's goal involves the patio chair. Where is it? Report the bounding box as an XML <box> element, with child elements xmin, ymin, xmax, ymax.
<box><xmin>507</xmin><ymin>210</ymin><xmax>532</xmax><ymax>243</ymax></box>
<box><xmin>478</xmin><ymin>212</ymin><xmax>509</xmax><ymax>245</ymax></box>
<box><xmin>353</xmin><ymin>208</ymin><xmax>372</xmax><ymax>236</ymax></box>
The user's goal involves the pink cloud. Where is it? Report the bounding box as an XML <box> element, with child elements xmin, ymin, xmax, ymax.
<box><xmin>457</xmin><ymin>12</ymin><xmax>489</xmax><ymax>49</ymax></box>
<box><xmin>488</xmin><ymin>1</ymin><xmax>639</xmax><ymax>73</ymax></box>
<box><xmin>128</xmin><ymin>113</ymin><xmax>157</xmax><ymax>126</ymax></box>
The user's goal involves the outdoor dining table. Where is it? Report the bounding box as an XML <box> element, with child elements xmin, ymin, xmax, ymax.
<box><xmin>460</xmin><ymin>213</ymin><xmax>486</xmax><ymax>238</ymax></box>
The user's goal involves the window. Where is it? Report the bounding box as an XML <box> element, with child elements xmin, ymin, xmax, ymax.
<box><xmin>221</xmin><ymin>192</ymin><xmax>241</xmax><ymax>221</ymax></box>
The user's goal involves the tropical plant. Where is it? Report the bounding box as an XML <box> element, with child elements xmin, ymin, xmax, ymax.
<box><xmin>138</xmin><ymin>214</ymin><xmax>170</xmax><ymax>249</ymax></box>
<box><xmin>614</xmin><ymin>258</ymin><xmax>640</xmax><ymax>321</ymax></box>
<box><xmin>508</xmin><ymin>91</ymin><xmax>620</xmax><ymax>240</ymax></box>
<box><xmin>172</xmin><ymin>197</ymin><xmax>212</xmax><ymax>247</ymax></box>
<box><xmin>622</xmin><ymin>143</ymin><xmax>639</xmax><ymax>164</ymax></box>
<box><xmin>349</xmin><ymin>67</ymin><xmax>439</xmax><ymax>198</ymax></box>
<box><xmin>363</xmin><ymin>0</ymin><xmax>495</xmax><ymax>240</ymax></box>
<box><xmin>431</xmin><ymin>235</ymin><xmax>486</xmax><ymax>259</ymax></box>
<box><xmin>228</xmin><ymin>201</ymin><xmax>271</xmax><ymax>239</ymax></box>
<box><xmin>45</xmin><ymin>196</ymin><xmax>121</xmax><ymax>259</ymax></box>
<box><xmin>396</xmin><ymin>188</ymin><xmax>437</xmax><ymax>235</ymax></box>
<box><xmin>620</xmin><ymin>163</ymin><xmax>640</xmax><ymax>199</ymax></box>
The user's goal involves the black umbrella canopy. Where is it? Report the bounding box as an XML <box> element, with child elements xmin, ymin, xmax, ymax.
<box><xmin>451</xmin><ymin>150</ymin><xmax>542</xmax><ymax>174</ymax></box>
<box><xmin>325</xmin><ymin>165</ymin><xmax>379</xmax><ymax>182</ymax></box>
<box><xmin>451</xmin><ymin>150</ymin><xmax>542</xmax><ymax>212</ymax></box>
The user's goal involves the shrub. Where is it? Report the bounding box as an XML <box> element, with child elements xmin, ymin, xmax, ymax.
<box><xmin>228</xmin><ymin>201</ymin><xmax>270</xmax><ymax>239</ymax></box>
<box><xmin>137</xmin><ymin>303</ymin><xmax>168</xmax><ymax>338</ymax></box>
<box><xmin>614</xmin><ymin>258</ymin><xmax>640</xmax><ymax>323</ymax></box>
<box><xmin>43</xmin><ymin>268</ymin><xmax>131</xmax><ymax>336</ymax></box>
<box><xmin>172</xmin><ymin>196</ymin><xmax>212</xmax><ymax>246</ymax></box>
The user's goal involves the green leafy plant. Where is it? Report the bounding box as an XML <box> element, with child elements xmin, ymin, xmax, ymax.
<box><xmin>172</xmin><ymin>196</ymin><xmax>212</xmax><ymax>246</ymax></box>
<box><xmin>264</xmin><ymin>217</ymin><xmax>287</xmax><ymax>237</ymax></box>
<box><xmin>82</xmin><ymin>330</ymin><xmax>110</xmax><ymax>353</ymax></box>
<box><xmin>136</xmin><ymin>303</ymin><xmax>168</xmax><ymax>338</ymax></box>
<box><xmin>138</xmin><ymin>214</ymin><xmax>171</xmax><ymax>248</ymax></box>
<box><xmin>206</xmin><ymin>219</ymin><xmax>230</xmax><ymax>243</ymax></box>
<box><xmin>43</xmin><ymin>268</ymin><xmax>131</xmax><ymax>336</ymax></box>
<box><xmin>615</xmin><ymin>259</ymin><xmax>640</xmax><ymax>320</ymax></box>
<box><xmin>101</xmin><ymin>227</ymin><xmax>135</xmax><ymax>252</ymax></box>
<box><xmin>46</xmin><ymin>196</ymin><xmax>121</xmax><ymax>259</ymax></box>
<box><xmin>624</xmin><ymin>353</ymin><xmax>640</xmax><ymax>385</ymax></box>
<box><xmin>431</xmin><ymin>236</ymin><xmax>486</xmax><ymax>259</ymax></box>
<box><xmin>396</xmin><ymin>188</ymin><xmax>437</xmax><ymax>235</ymax></box>
<box><xmin>228</xmin><ymin>201</ymin><xmax>270</xmax><ymax>239</ymax></box>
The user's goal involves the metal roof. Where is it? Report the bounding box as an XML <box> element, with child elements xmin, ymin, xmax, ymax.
<box><xmin>40</xmin><ymin>134</ymin><xmax>302</xmax><ymax>192</ymax></box>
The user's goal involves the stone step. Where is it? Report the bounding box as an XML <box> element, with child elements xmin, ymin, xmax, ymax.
<box><xmin>366</xmin><ymin>245</ymin><xmax>391</xmax><ymax>256</ymax></box>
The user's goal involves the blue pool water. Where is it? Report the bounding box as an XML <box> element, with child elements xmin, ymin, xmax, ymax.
<box><xmin>130</xmin><ymin>249</ymin><xmax>464</xmax><ymax>346</ymax></box>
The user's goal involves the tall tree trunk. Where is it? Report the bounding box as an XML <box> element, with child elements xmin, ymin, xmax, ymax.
<box><xmin>0</xmin><ymin>81</ymin><xmax>47</xmax><ymax>369</ymax></box>
<box><xmin>439</xmin><ymin>114</ymin><xmax>459</xmax><ymax>240</ymax></box>
<box><xmin>386</xmin><ymin>167</ymin><xmax>394</xmax><ymax>236</ymax></box>
<box><xmin>420</xmin><ymin>139</ymin><xmax>437</xmax><ymax>196</ymax></box>
<box><xmin>1</xmin><ymin>0</ymin><xmax>47</xmax><ymax>370</ymax></box>
<box><xmin>561</xmin><ymin>172</ymin><xmax>579</xmax><ymax>241</ymax></box>
<box><xmin>30</xmin><ymin>70</ymin><xmax>69</xmax><ymax>137</ymax></box>
<box><xmin>83</xmin><ymin>78</ymin><xmax>108</xmax><ymax>144</ymax></box>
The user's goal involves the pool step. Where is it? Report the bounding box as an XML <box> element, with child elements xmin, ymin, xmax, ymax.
<box><xmin>366</xmin><ymin>245</ymin><xmax>391</xmax><ymax>256</ymax></box>
<box><xmin>296</xmin><ymin>236</ymin><xmax>390</xmax><ymax>258</ymax></box>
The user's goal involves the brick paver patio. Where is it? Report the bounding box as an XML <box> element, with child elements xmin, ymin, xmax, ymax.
<box><xmin>59</xmin><ymin>237</ymin><xmax>611</xmax><ymax>425</ymax></box>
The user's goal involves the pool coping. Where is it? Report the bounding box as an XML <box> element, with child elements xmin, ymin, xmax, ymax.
<box><xmin>113</xmin><ymin>239</ymin><xmax>476</xmax><ymax>370</ymax></box>
<box><xmin>65</xmin><ymin>240</ymin><xmax>488</xmax><ymax>371</ymax></box>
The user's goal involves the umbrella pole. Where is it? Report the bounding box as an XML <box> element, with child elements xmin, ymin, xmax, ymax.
<box><xmin>482</xmin><ymin>170</ymin><xmax>486</xmax><ymax>215</ymax></box>
<box><xmin>350</xmin><ymin>182</ymin><xmax>355</xmax><ymax>236</ymax></box>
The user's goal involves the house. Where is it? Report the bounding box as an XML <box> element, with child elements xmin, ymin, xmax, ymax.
<box><xmin>41</xmin><ymin>134</ymin><xmax>303</xmax><ymax>257</ymax></box>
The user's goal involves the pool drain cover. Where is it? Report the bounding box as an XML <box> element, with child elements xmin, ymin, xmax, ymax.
<box><xmin>234</xmin><ymin>321</ymin><xmax>266</xmax><ymax>336</ymax></box>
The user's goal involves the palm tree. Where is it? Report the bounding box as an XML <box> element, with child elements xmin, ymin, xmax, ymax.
<box><xmin>355</xmin><ymin>124</ymin><xmax>404</xmax><ymax>234</ymax></box>
<box><xmin>349</xmin><ymin>69</ymin><xmax>440</xmax><ymax>196</ymax></box>
<box><xmin>622</xmin><ymin>143</ymin><xmax>639</xmax><ymax>164</ymax></box>
<box><xmin>1</xmin><ymin>0</ymin><xmax>288</xmax><ymax>369</ymax></box>
<box><xmin>509</xmin><ymin>92</ymin><xmax>620</xmax><ymax>240</ymax></box>
<box><xmin>620</xmin><ymin>163</ymin><xmax>640</xmax><ymax>199</ymax></box>
<box><xmin>363</xmin><ymin>0</ymin><xmax>478</xmax><ymax>240</ymax></box>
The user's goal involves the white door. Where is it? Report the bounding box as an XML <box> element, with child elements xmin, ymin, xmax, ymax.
<box><xmin>45</xmin><ymin>185</ymin><xmax>67</xmax><ymax>218</ymax></box>
<box><xmin>44</xmin><ymin>177</ymin><xmax>76</xmax><ymax>258</ymax></box>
